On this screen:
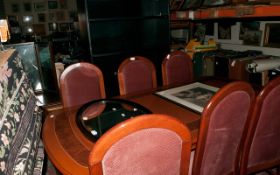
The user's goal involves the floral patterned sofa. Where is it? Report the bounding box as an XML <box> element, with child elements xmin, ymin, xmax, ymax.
<box><xmin>0</xmin><ymin>49</ymin><xmax>44</xmax><ymax>174</ymax></box>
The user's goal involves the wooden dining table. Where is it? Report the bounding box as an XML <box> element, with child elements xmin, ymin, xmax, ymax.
<box><xmin>42</xmin><ymin>78</ymin><xmax>229</xmax><ymax>175</ymax></box>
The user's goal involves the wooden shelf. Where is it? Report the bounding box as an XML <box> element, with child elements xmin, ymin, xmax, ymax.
<box><xmin>170</xmin><ymin>5</ymin><xmax>280</xmax><ymax>21</ymax></box>
<box><xmin>170</xmin><ymin>11</ymin><xmax>189</xmax><ymax>20</ymax></box>
<box><xmin>170</xmin><ymin>22</ymin><xmax>189</xmax><ymax>29</ymax></box>
<box><xmin>196</xmin><ymin>5</ymin><xmax>280</xmax><ymax>19</ymax></box>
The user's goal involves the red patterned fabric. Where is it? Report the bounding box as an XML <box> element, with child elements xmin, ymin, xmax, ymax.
<box><xmin>102</xmin><ymin>128</ymin><xmax>182</xmax><ymax>175</ymax></box>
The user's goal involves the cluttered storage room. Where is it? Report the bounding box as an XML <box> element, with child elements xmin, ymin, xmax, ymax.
<box><xmin>1</xmin><ymin>0</ymin><xmax>280</xmax><ymax>174</ymax></box>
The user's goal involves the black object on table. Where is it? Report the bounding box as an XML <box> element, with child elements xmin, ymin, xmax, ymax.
<box><xmin>76</xmin><ymin>99</ymin><xmax>151</xmax><ymax>141</ymax></box>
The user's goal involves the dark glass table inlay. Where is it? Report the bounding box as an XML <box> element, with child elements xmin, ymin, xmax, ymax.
<box><xmin>77</xmin><ymin>99</ymin><xmax>151</xmax><ymax>140</ymax></box>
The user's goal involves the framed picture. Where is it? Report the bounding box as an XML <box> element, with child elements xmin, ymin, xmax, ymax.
<box><xmin>69</xmin><ymin>23</ymin><xmax>75</xmax><ymax>30</ymax></box>
<box><xmin>23</xmin><ymin>3</ymin><xmax>32</xmax><ymax>12</ymax></box>
<box><xmin>59</xmin><ymin>23</ymin><xmax>69</xmax><ymax>31</ymax></box>
<box><xmin>48</xmin><ymin>1</ymin><xmax>58</xmax><ymax>9</ymax></box>
<box><xmin>218</xmin><ymin>22</ymin><xmax>232</xmax><ymax>40</ymax></box>
<box><xmin>5</xmin><ymin>43</ymin><xmax>43</xmax><ymax>92</ymax></box>
<box><xmin>22</xmin><ymin>15</ymin><xmax>33</xmax><ymax>23</ymax></box>
<box><xmin>205</xmin><ymin>22</ymin><xmax>214</xmax><ymax>36</ymax></box>
<box><xmin>38</xmin><ymin>13</ymin><xmax>46</xmax><ymax>22</ymax></box>
<box><xmin>263</xmin><ymin>23</ymin><xmax>280</xmax><ymax>48</ymax></box>
<box><xmin>239</xmin><ymin>21</ymin><xmax>260</xmax><ymax>40</ymax></box>
<box><xmin>59</xmin><ymin>0</ymin><xmax>67</xmax><ymax>9</ymax></box>
<box><xmin>243</xmin><ymin>30</ymin><xmax>262</xmax><ymax>46</ymax></box>
<box><xmin>69</xmin><ymin>11</ymin><xmax>78</xmax><ymax>22</ymax></box>
<box><xmin>34</xmin><ymin>2</ymin><xmax>46</xmax><ymax>12</ymax></box>
<box><xmin>23</xmin><ymin>26</ymin><xmax>34</xmax><ymax>34</ymax></box>
<box><xmin>155</xmin><ymin>82</ymin><xmax>219</xmax><ymax>113</ymax></box>
<box><xmin>56</xmin><ymin>11</ymin><xmax>65</xmax><ymax>21</ymax></box>
<box><xmin>49</xmin><ymin>13</ymin><xmax>55</xmax><ymax>21</ymax></box>
<box><xmin>33</xmin><ymin>24</ymin><xmax>46</xmax><ymax>36</ymax></box>
<box><xmin>49</xmin><ymin>22</ymin><xmax>58</xmax><ymax>31</ymax></box>
<box><xmin>11</xmin><ymin>4</ymin><xmax>20</xmax><ymax>13</ymax></box>
<box><xmin>193</xmin><ymin>23</ymin><xmax>206</xmax><ymax>43</ymax></box>
<box><xmin>8</xmin><ymin>15</ymin><xmax>18</xmax><ymax>22</ymax></box>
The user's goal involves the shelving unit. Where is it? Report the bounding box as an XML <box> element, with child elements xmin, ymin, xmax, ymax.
<box><xmin>77</xmin><ymin>0</ymin><xmax>170</xmax><ymax>97</ymax></box>
<box><xmin>197</xmin><ymin>5</ymin><xmax>280</xmax><ymax>19</ymax></box>
<box><xmin>170</xmin><ymin>5</ymin><xmax>280</xmax><ymax>20</ymax></box>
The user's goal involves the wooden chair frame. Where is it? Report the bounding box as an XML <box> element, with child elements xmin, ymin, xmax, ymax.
<box><xmin>60</xmin><ymin>62</ymin><xmax>106</xmax><ymax>108</ymax></box>
<box><xmin>117</xmin><ymin>56</ymin><xmax>157</xmax><ymax>95</ymax></box>
<box><xmin>162</xmin><ymin>50</ymin><xmax>193</xmax><ymax>86</ymax></box>
<box><xmin>89</xmin><ymin>114</ymin><xmax>192</xmax><ymax>175</ymax></box>
<box><xmin>239</xmin><ymin>76</ymin><xmax>280</xmax><ymax>175</ymax></box>
<box><xmin>192</xmin><ymin>81</ymin><xmax>255</xmax><ymax>175</ymax></box>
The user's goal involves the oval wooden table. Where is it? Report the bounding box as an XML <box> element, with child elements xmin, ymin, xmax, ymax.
<box><xmin>42</xmin><ymin>79</ymin><xmax>228</xmax><ymax>175</ymax></box>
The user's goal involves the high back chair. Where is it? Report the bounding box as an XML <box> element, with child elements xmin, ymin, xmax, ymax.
<box><xmin>88</xmin><ymin>114</ymin><xmax>192</xmax><ymax>175</ymax></box>
<box><xmin>239</xmin><ymin>76</ymin><xmax>280</xmax><ymax>175</ymax></box>
<box><xmin>60</xmin><ymin>62</ymin><xmax>106</xmax><ymax>108</ymax></box>
<box><xmin>192</xmin><ymin>81</ymin><xmax>255</xmax><ymax>175</ymax></box>
<box><xmin>117</xmin><ymin>56</ymin><xmax>157</xmax><ymax>95</ymax></box>
<box><xmin>162</xmin><ymin>50</ymin><xmax>193</xmax><ymax>86</ymax></box>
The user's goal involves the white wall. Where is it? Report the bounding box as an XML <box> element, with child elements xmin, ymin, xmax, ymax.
<box><xmin>205</xmin><ymin>21</ymin><xmax>280</xmax><ymax>56</ymax></box>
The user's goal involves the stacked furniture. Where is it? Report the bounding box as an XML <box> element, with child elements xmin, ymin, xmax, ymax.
<box><xmin>192</xmin><ymin>49</ymin><xmax>266</xmax><ymax>82</ymax></box>
<box><xmin>0</xmin><ymin>49</ymin><xmax>44</xmax><ymax>174</ymax></box>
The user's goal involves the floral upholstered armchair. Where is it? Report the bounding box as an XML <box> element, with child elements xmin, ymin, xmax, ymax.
<box><xmin>0</xmin><ymin>49</ymin><xmax>44</xmax><ymax>174</ymax></box>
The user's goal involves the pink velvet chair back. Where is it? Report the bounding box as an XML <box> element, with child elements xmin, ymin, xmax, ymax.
<box><xmin>162</xmin><ymin>50</ymin><xmax>193</xmax><ymax>86</ymax></box>
<box><xmin>239</xmin><ymin>76</ymin><xmax>280</xmax><ymax>175</ymax></box>
<box><xmin>192</xmin><ymin>81</ymin><xmax>255</xmax><ymax>175</ymax></box>
<box><xmin>88</xmin><ymin>114</ymin><xmax>192</xmax><ymax>175</ymax></box>
<box><xmin>60</xmin><ymin>62</ymin><xmax>106</xmax><ymax>108</ymax></box>
<box><xmin>118</xmin><ymin>56</ymin><xmax>157</xmax><ymax>95</ymax></box>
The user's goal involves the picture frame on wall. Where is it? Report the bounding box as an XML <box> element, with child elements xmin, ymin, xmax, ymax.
<box><xmin>56</xmin><ymin>11</ymin><xmax>65</xmax><ymax>21</ymax></box>
<box><xmin>22</xmin><ymin>15</ymin><xmax>33</xmax><ymax>23</ymax></box>
<box><xmin>23</xmin><ymin>3</ymin><xmax>32</xmax><ymax>12</ymax></box>
<box><xmin>7</xmin><ymin>15</ymin><xmax>18</xmax><ymax>22</ymax></box>
<box><xmin>11</xmin><ymin>4</ymin><xmax>20</xmax><ymax>13</ymax></box>
<box><xmin>49</xmin><ymin>22</ymin><xmax>58</xmax><ymax>31</ymax></box>
<box><xmin>218</xmin><ymin>22</ymin><xmax>232</xmax><ymax>40</ymax></box>
<box><xmin>49</xmin><ymin>13</ymin><xmax>55</xmax><ymax>21</ymax></box>
<box><xmin>263</xmin><ymin>23</ymin><xmax>280</xmax><ymax>48</ymax></box>
<box><xmin>193</xmin><ymin>23</ymin><xmax>206</xmax><ymax>43</ymax></box>
<box><xmin>59</xmin><ymin>0</ymin><xmax>67</xmax><ymax>9</ymax></box>
<box><xmin>33</xmin><ymin>24</ymin><xmax>46</xmax><ymax>36</ymax></box>
<box><xmin>34</xmin><ymin>2</ymin><xmax>46</xmax><ymax>12</ymax></box>
<box><xmin>24</xmin><ymin>26</ymin><xmax>34</xmax><ymax>34</ymax></box>
<box><xmin>69</xmin><ymin>11</ymin><xmax>78</xmax><ymax>22</ymax></box>
<box><xmin>59</xmin><ymin>23</ymin><xmax>69</xmax><ymax>32</ymax></box>
<box><xmin>38</xmin><ymin>13</ymin><xmax>46</xmax><ymax>22</ymax></box>
<box><xmin>243</xmin><ymin>30</ymin><xmax>262</xmax><ymax>46</ymax></box>
<box><xmin>48</xmin><ymin>1</ymin><xmax>58</xmax><ymax>9</ymax></box>
<box><xmin>239</xmin><ymin>21</ymin><xmax>260</xmax><ymax>40</ymax></box>
<box><xmin>69</xmin><ymin>23</ymin><xmax>75</xmax><ymax>30</ymax></box>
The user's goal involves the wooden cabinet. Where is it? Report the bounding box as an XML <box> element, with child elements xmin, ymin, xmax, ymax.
<box><xmin>77</xmin><ymin>0</ymin><xmax>170</xmax><ymax>96</ymax></box>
